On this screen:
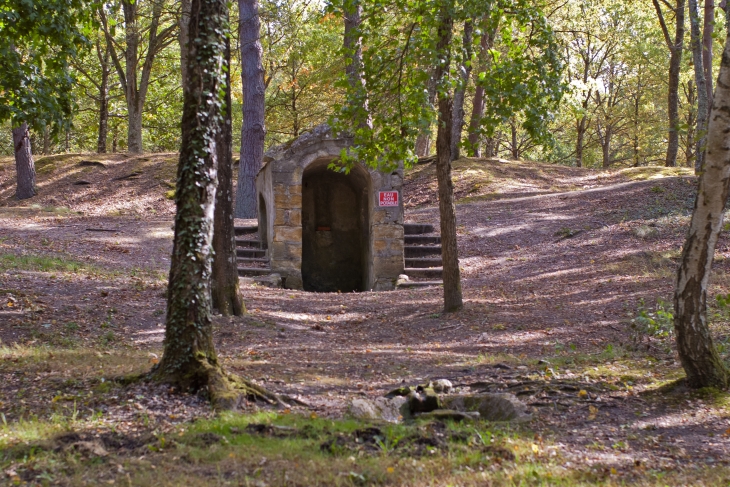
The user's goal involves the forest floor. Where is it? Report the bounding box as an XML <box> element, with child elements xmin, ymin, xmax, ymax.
<box><xmin>1</xmin><ymin>153</ymin><xmax>730</xmax><ymax>485</ymax></box>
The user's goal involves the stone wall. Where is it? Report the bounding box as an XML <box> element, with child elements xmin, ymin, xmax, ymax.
<box><xmin>256</xmin><ymin>124</ymin><xmax>404</xmax><ymax>291</ymax></box>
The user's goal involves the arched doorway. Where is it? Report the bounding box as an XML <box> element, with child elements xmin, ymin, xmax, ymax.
<box><xmin>258</xmin><ymin>193</ymin><xmax>268</xmax><ymax>249</ymax></box>
<box><xmin>301</xmin><ymin>160</ymin><xmax>370</xmax><ymax>292</ymax></box>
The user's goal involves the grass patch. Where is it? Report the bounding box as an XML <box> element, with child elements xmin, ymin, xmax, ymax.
<box><xmin>0</xmin><ymin>253</ymin><xmax>100</xmax><ymax>274</ymax></box>
<box><xmin>617</xmin><ymin>166</ymin><xmax>694</xmax><ymax>180</ymax></box>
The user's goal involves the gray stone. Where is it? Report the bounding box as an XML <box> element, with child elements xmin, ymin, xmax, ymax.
<box><xmin>348</xmin><ymin>396</ymin><xmax>407</xmax><ymax>423</ymax></box>
<box><xmin>252</xmin><ymin>273</ymin><xmax>282</xmax><ymax>288</ymax></box>
<box><xmin>441</xmin><ymin>393</ymin><xmax>531</xmax><ymax>422</ymax></box>
<box><xmin>415</xmin><ymin>409</ymin><xmax>479</xmax><ymax>422</ymax></box>
<box><xmin>430</xmin><ymin>379</ymin><xmax>453</xmax><ymax>393</ymax></box>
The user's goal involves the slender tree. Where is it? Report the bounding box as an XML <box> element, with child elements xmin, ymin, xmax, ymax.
<box><xmin>212</xmin><ymin>36</ymin><xmax>245</xmax><ymax>316</ymax></box>
<box><xmin>690</xmin><ymin>0</ymin><xmax>709</xmax><ymax>173</ymax></box>
<box><xmin>235</xmin><ymin>0</ymin><xmax>266</xmax><ymax>219</ymax></box>
<box><xmin>99</xmin><ymin>0</ymin><xmax>177</xmax><ymax>154</ymax></box>
<box><xmin>703</xmin><ymin>0</ymin><xmax>714</xmax><ymax>107</ymax></box>
<box><xmin>12</xmin><ymin>124</ymin><xmax>37</xmax><ymax>199</ymax></box>
<box><xmin>652</xmin><ymin>0</ymin><xmax>686</xmax><ymax>167</ymax></box>
<box><xmin>450</xmin><ymin>20</ymin><xmax>473</xmax><ymax>161</ymax></box>
<box><xmin>673</xmin><ymin>3</ymin><xmax>730</xmax><ymax>389</ymax></box>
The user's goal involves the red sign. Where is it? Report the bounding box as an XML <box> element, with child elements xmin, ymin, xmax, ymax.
<box><xmin>379</xmin><ymin>191</ymin><xmax>399</xmax><ymax>207</ymax></box>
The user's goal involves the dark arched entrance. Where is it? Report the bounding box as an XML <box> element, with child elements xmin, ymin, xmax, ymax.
<box><xmin>301</xmin><ymin>160</ymin><xmax>370</xmax><ymax>292</ymax></box>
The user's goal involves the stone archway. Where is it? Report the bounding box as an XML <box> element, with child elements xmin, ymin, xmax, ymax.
<box><xmin>301</xmin><ymin>160</ymin><xmax>370</xmax><ymax>292</ymax></box>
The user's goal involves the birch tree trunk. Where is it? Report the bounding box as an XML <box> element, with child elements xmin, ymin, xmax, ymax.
<box><xmin>434</xmin><ymin>5</ymin><xmax>462</xmax><ymax>312</ymax></box>
<box><xmin>690</xmin><ymin>0</ymin><xmax>709</xmax><ymax>173</ymax></box>
<box><xmin>235</xmin><ymin>0</ymin><xmax>265</xmax><ymax>219</ymax></box>
<box><xmin>212</xmin><ymin>36</ymin><xmax>244</xmax><ymax>317</ymax></box>
<box><xmin>673</xmin><ymin>20</ymin><xmax>730</xmax><ymax>389</ymax></box>
<box><xmin>13</xmin><ymin>123</ymin><xmax>37</xmax><ymax>200</ymax></box>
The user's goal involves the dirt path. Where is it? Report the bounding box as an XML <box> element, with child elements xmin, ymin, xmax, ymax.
<box><xmin>2</xmin><ymin>163</ymin><xmax>730</xmax><ymax>479</ymax></box>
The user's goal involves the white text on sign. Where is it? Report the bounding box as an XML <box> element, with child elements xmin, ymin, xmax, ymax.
<box><xmin>378</xmin><ymin>191</ymin><xmax>399</xmax><ymax>207</ymax></box>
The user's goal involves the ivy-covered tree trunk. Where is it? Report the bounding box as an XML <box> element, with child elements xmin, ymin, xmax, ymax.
<box><xmin>212</xmin><ymin>37</ymin><xmax>244</xmax><ymax>317</ymax></box>
<box><xmin>434</xmin><ymin>5</ymin><xmax>462</xmax><ymax>312</ymax></box>
<box><xmin>153</xmin><ymin>0</ymin><xmax>232</xmax><ymax>401</ymax></box>
<box><xmin>235</xmin><ymin>0</ymin><xmax>265</xmax><ymax>219</ymax></box>
<box><xmin>673</xmin><ymin>21</ymin><xmax>730</xmax><ymax>390</ymax></box>
<box><xmin>689</xmin><ymin>0</ymin><xmax>709</xmax><ymax>174</ymax></box>
<box><xmin>13</xmin><ymin>123</ymin><xmax>37</xmax><ymax>200</ymax></box>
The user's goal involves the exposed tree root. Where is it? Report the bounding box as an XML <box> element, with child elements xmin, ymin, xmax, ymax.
<box><xmin>151</xmin><ymin>356</ymin><xmax>300</xmax><ymax>411</ymax></box>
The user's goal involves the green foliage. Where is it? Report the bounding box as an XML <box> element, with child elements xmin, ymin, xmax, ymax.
<box><xmin>0</xmin><ymin>0</ymin><xmax>93</xmax><ymax>132</ymax></box>
<box><xmin>632</xmin><ymin>298</ymin><xmax>674</xmax><ymax>339</ymax></box>
<box><xmin>329</xmin><ymin>0</ymin><xmax>565</xmax><ymax>171</ymax></box>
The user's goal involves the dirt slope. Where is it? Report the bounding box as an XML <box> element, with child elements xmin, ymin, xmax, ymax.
<box><xmin>1</xmin><ymin>155</ymin><xmax>729</xmax><ymax>483</ymax></box>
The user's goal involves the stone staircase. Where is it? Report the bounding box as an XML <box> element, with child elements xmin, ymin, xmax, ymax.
<box><xmin>234</xmin><ymin>224</ymin><xmax>271</xmax><ymax>276</ymax></box>
<box><xmin>401</xmin><ymin>222</ymin><xmax>443</xmax><ymax>288</ymax></box>
<box><xmin>233</xmin><ymin>222</ymin><xmax>444</xmax><ymax>286</ymax></box>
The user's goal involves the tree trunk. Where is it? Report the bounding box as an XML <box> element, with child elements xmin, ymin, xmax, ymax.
<box><xmin>510</xmin><ymin>118</ymin><xmax>519</xmax><ymax>160</ymax></box>
<box><xmin>13</xmin><ymin>123</ymin><xmax>37</xmax><ymax>200</ymax></box>
<box><xmin>415</xmin><ymin>74</ymin><xmax>437</xmax><ymax>157</ymax></box>
<box><xmin>152</xmin><ymin>0</ymin><xmax>245</xmax><ymax>408</ymax></box>
<box><xmin>235</xmin><ymin>0</ymin><xmax>265</xmax><ymax>219</ymax></box>
<box><xmin>601</xmin><ymin>125</ymin><xmax>612</xmax><ymax>168</ymax></box>
<box><xmin>467</xmin><ymin>84</ymin><xmax>485</xmax><ymax>158</ymax></box>
<box><xmin>179</xmin><ymin>0</ymin><xmax>191</xmax><ymax>86</ymax></box>
<box><xmin>434</xmin><ymin>6</ymin><xmax>462</xmax><ymax>312</ymax></box>
<box><xmin>691</xmin><ymin>0</ymin><xmax>709</xmax><ymax>174</ymax></box>
<box><xmin>212</xmin><ymin>36</ymin><xmax>244</xmax><ymax>317</ymax></box>
<box><xmin>667</xmin><ymin>0</ymin><xmax>685</xmax><ymax>167</ymax></box>
<box><xmin>42</xmin><ymin>126</ymin><xmax>51</xmax><ymax>155</ymax></box>
<box><xmin>451</xmin><ymin>21</ymin><xmax>473</xmax><ymax>161</ymax></box>
<box><xmin>466</xmin><ymin>28</ymin><xmax>491</xmax><ymax>157</ymax></box>
<box><xmin>673</xmin><ymin>21</ymin><xmax>730</xmax><ymax>389</ymax></box>
<box><xmin>97</xmin><ymin>42</ymin><xmax>110</xmax><ymax>154</ymax></box>
<box><xmin>703</xmin><ymin>0</ymin><xmax>714</xmax><ymax>107</ymax></box>
<box><xmin>343</xmin><ymin>0</ymin><xmax>371</xmax><ymax>130</ymax></box>
<box><xmin>575</xmin><ymin>116</ymin><xmax>586</xmax><ymax>168</ymax></box>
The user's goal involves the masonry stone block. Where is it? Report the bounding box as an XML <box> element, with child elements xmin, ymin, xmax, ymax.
<box><xmin>274</xmin><ymin>225</ymin><xmax>302</xmax><ymax>242</ymax></box>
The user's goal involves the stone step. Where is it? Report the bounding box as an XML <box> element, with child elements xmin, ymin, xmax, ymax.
<box><xmin>405</xmin><ymin>267</ymin><xmax>443</xmax><ymax>279</ymax></box>
<box><xmin>405</xmin><ymin>257</ymin><xmax>443</xmax><ymax>268</ymax></box>
<box><xmin>404</xmin><ymin>223</ymin><xmax>435</xmax><ymax>235</ymax></box>
<box><xmin>237</xmin><ymin>257</ymin><xmax>269</xmax><ymax>264</ymax></box>
<box><xmin>235</xmin><ymin>238</ymin><xmax>263</xmax><ymax>248</ymax></box>
<box><xmin>237</xmin><ymin>267</ymin><xmax>272</xmax><ymax>276</ymax></box>
<box><xmin>234</xmin><ymin>225</ymin><xmax>258</xmax><ymax>236</ymax></box>
<box><xmin>237</xmin><ymin>248</ymin><xmax>267</xmax><ymax>258</ymax></box>
<box><xmin>398</xmin><ymin>280</ymin><xmax>443</xmax><ymax>288</ymax></box>
<box><xmin>405</xmin><ymin>235</ymin><xmax>441</xmax><ymax>245</ymax></box>
<box><xmin>404</xmin><ymin>245</ymin><xmax>442</xmax><ymax>257</ymax></box>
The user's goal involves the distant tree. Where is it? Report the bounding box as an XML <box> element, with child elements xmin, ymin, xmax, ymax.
<box><xmin>689</xmin><ymin>0</ymin><xmax>709</xmax><ymax>173</ymax></box>
<box><xmin>0</xmin><ymin>0</ymin><xmax>90</xmax><ymax>198</ymax></box>
<box><xmin>212</xmin><ymin>36</ymin><xmax>244</xmax><ymax>317</ymax></box>
<box><xmin>673</xmin><ymin>3</ymin><xmax>730</xmax><ymax>389</ymax></box>
<box><xmin>652</xmin><ymin>0</ymin><xmax>686</xmax><ymax>168</ymax></box>
<box><xmin>99</xmin><ymin>0</ymin><xmax>178</xmax><ymax>154</ymax></box>
<box><xmin>235</xmin><ymin>0</ymin><xmax>266</xmax><ymax>219</ymax></box>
